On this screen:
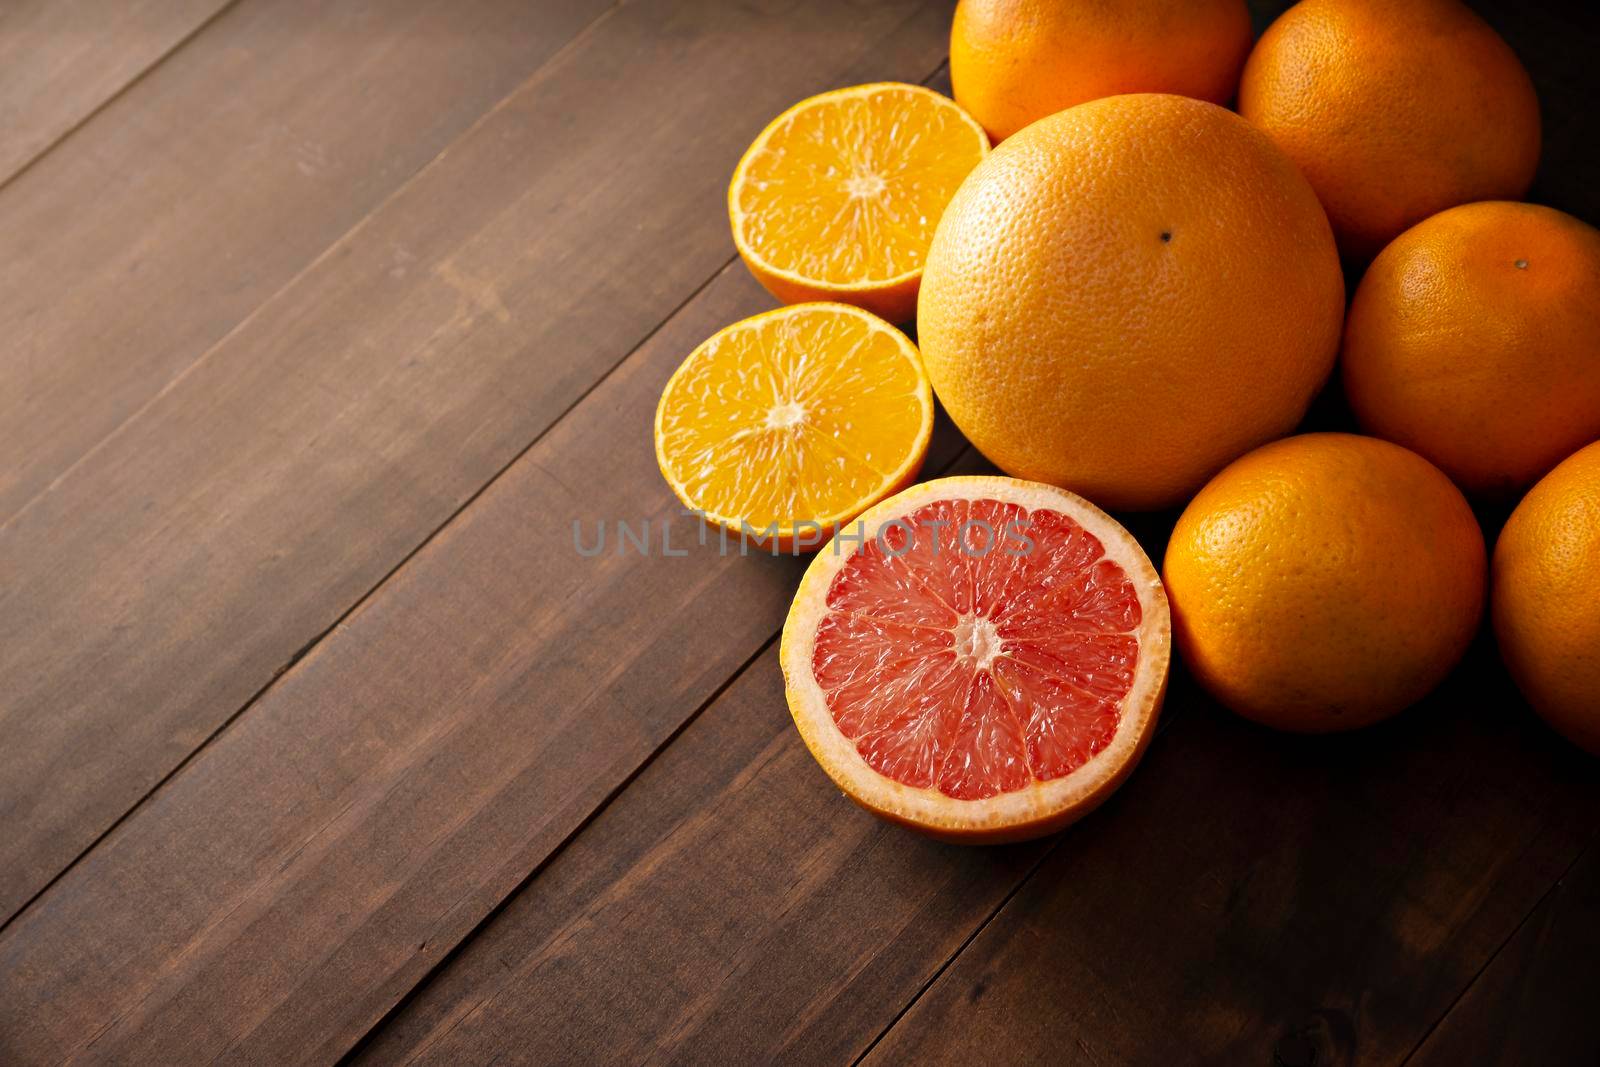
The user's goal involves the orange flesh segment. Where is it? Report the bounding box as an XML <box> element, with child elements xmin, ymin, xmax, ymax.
<box><xmin>812</xmin><ymin>499</ymin><xmax>1142</xmax><ymax>800</ymax></box>
<box><xmin>734</xmin><ymin>85</ymin><xmax>989</xmax><ymax>286</ymax></box>
<box><xmin>656</xmin><ymin>306</ymin><xmax>927</xmax><ymax>535</ymax></box>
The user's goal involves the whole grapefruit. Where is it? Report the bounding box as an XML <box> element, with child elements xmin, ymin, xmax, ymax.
<box><xmin>918</xmin><ymin>94</ymin><xmax>1344</xmax><ymax>512</ymax></box>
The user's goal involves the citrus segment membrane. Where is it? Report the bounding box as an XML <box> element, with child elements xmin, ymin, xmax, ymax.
<box><xmin>733</xmin><ymin>84</ymin><xmax>988</xmax><ymax>286</ymax></box>
<box><xmin>654</xmin><ymin>303</ymin><xmax>932</xmax><ymax>548</ymax></box>
<box><xmin>729</xmin><ymin>83</ymin><xmax>990</xmax><ymax>322</ymax></box>
<box><xmin>782</xmin><ymin>476</ymin><xmax>1169</xmax><ymax>842</ymax></box>
<box><xmin>813</xmin><ymin>498</ymin><xmax>1142</xmax><ymax>800</ymax></box>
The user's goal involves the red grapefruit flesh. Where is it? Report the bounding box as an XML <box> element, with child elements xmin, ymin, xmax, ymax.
<box><xmin>781</xmin><ymin>476</ymin><xmax>1170</xmax><ymax>842</ymax></box>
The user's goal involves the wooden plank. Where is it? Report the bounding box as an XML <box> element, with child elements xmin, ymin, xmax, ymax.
<box><xmin>0</xmin><ymin>0</ymin><xmax>230</xmax><ymax>185</ymax></box>
<box><xmin>858</xmin><ymin>653</ymin><xmax>1599</xmax><ymax>1065</ymax></box>
<box><xmin>0</xmin><ymin>263</ymin><xmax>967</xmax><ymax>1062</ymax></box>
<box><xmin>0</xmin><ymin>0</ymin><xmax>953</xmax><ymax>925</ymax></box>
<box><xmin>1407</xmin><ymin>842</ymin><xmax>1599</xmax><ymax>1067</ymax></box>
<box><xmin>359</xmin><ymin>5</ymin><xmax>1592</xmax><ymax>1063</ymax></box>
<box><xmin>350</xmin><ymin>638</ymin><xmax>1050</xmax><ymax>1066</ymax></box>
<box><xmin>0</xmin><ymin>0</ymin><xmax>614</xmax><ymax>520</ymax></box>
<box><xmin>341</xmin><ymin>464</ymin><xmax>1178</xmax><ymax>1063</ymax></box>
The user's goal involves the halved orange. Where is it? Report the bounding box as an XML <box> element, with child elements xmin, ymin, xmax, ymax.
<box><xmin>781</xmin><ymin>476</ymin><xmax>1170</xmax><ymax>842</ymax></box>
<box><xmin>654</xmin><ymin>302</ymin><xmax>933</xmax><ymax>553</ymax></box>
<box><xmin>729</xmin><ymin>83</ymin><xmax>989</xmax><ymax>324</ymax></box>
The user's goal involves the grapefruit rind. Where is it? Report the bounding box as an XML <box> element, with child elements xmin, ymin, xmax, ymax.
<box><xmin>780</xmin><ymin>475</ymin><xmax>1170</xmax><ymax>842</ymax></box>
<box><xmin>653</xmin><ymin>302</ymin><xmax>934</xmax><ymax>553</ymax></box>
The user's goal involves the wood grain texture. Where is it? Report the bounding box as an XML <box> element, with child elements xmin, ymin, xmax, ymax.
<box><xmin>0</xmin><ymin>0</ymin><xmax>230</xmax><ymax>184</ymax></box>
<box><xmin>5</xmin><ymin>0</ymin><xmax>1592</xmax><ymax>1063</ymax></box>
<box><xmin>0</xmin><ymin>0</ymin><xmax>613</xmax><ymax>521</ymax></box>
<box><xmin>353</xmin><ymin>637</ymin><xmax>1045</xmax><ymax>1066</ymax></box>
<box><xmin>351</xmin><ymin>442</ymin><xmax>1186</xmax><ymax>1064</ymax></box>
<box><xmin>0</xmin><ymin>263</ymin><xmax>967</xmax><ymax>1062</ymax></box>
<box><xmin>860</xmin><ymin>653</ymin><xmax>1600</xmax><ymax>1066</ymax></box>
<box><xmin>0</xmin><ymin>0</ymin><xmax>953</xmax><ymax>927</ymax></box>
<box><xmin>1408</xmin><ymin>841</ymin><xmax>1599</xmax><ymax>1067</ymax></box>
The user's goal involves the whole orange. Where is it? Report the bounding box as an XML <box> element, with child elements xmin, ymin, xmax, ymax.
<box><xmin>1343</xmin><ymin>202</ymin><xmax>1600</xmax><ymax>498</ymax></box>
<box><xmin>1493</xmin><ymin>441</ymin><xmax>1600</xmax><ymax>755</ymax></box>
<box><xmin>1164</xmin><ymin>434</ymin><xmax>1486</xmax><ymax>732</ymax></box>
<box><xmin>1239</xmin><ymin>0</ymin><xmax>1540</xmax><ymax>261</ymax></box>
<box><xmin>950</xmin><ymin>0</ymin><xmax>1253</xmax><ymax>142</ymax></box>
<box><xmin>918</xmin><ymin>94</ymin><xmax>1344</xmax><ymax>512</ymax></box>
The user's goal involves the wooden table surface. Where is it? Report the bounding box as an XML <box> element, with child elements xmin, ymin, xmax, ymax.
<box><xmin>2</xmin><ymin>1</ymin><xmax>1596</xmax><ymax>1064</ymax></box>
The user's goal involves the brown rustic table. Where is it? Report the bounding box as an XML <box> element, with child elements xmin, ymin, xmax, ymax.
<box><xmin>1</xmin><ymin>1</ymin><xmax>1595</xmax><ymax>1064</ymax></box>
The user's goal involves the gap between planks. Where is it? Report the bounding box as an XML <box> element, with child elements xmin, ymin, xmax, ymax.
<box><xmin>0</xmin><ymin>0</ymin><xmax>242</xmax><ymax>192</ymax></box>
<box><xmin>847</xmin><ymin>682</ymin><xmax>1199</xmax><ymax>1066</ymax></box>
<box><xmin>0</xmin><ymin>25</ymin><xmax>952</xmax><ymax>941</ymax></box>
<box><xmin>0</xmin><ymin>0</ymin><xmax>629</xmax><ymax>535</ymax></box>
<box><xmin>1398</xmin><ymin>832</ymin><xmax>1598</xmax><ymax>1065</ymax></box>
<box><xmin>337</xmin><ymin>630</ymin><xmax>783</xmax><ymax>1065</ymax></box>
<box><xmin>0</xmin><ymin>251</ymin><xmax>730</xmax><ymax>942</ymax></box>
<box><xmin>0</xmin><ymin>6</ymin><xmax>959</xmax><ymax>925</ymax></box>
<box><xmin>10</xmin><ymin>4</ymin><xmax>1587</xmax><ymax>1057</ymax></box>
<box><xmin>348</xmin><ymin>546</ymin><xmax>1204</xmax><ymax>1063</ymax></box>
<box><xmin>337</xmin><ymin>55</ymin><xmax>968</xmax><ymax>1062</ymax></box>
<box><xmin>5</xmin><ymin>0</ymin><xmax>928</xmax><ymax>932</ymax></box>
<box><xmin>0</xmin><ymin>0</ymin><xmax>634</xmax><ymax>933</ymax></box>
<box><xmin>849</xmin><ymin>840</ymin><xmax>1065</xmax><ymax>1066</ymax></box>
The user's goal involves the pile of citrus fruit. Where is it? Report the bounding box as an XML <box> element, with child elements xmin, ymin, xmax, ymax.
<box><xmin>653</xmin><ymin>0</ymin><xmax>1600</xmax><ymax>842</ymax></box>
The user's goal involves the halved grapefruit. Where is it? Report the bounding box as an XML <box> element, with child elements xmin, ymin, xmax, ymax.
<box><xmin>781</xmin><ymin>476</ymin><xmax>1170</xmax><ymax>842</ymax></box>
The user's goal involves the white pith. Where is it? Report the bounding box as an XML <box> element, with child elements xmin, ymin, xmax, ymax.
<box><xmin>844</xmin><ymin>171</ymin><xmax>888</xmax><ymax>200</ymax></box>
<box><xmin>780</xmin><ymin>476</ymin><xmax>1171</xmax><ymax>837</ymax></box>
<box><xmin>765</xmin><ymin>401</ymin><xmax>807</xmax><ymax>430</ymax></box>
<box><xmin>952</xmin><ymin>614</ymin><xmax>1002</xmax><ymax>672</ymax></box>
